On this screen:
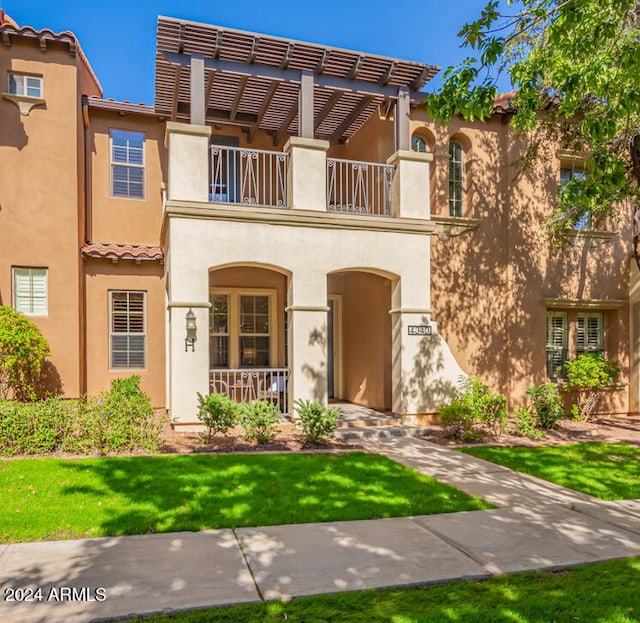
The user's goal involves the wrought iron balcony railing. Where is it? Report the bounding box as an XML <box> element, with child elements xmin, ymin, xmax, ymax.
<box><xmin>327</xmin><ymin>158</ymin><xmax>394</xmax><ymax>217</ymax></box>
<box><xmin>210</xmin><ymin>145</ymin><xmax>289</xmax><ymax>208</ymax></box>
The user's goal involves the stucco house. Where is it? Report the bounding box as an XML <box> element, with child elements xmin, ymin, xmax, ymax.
<box><xmin>1</xmin><ymin>10</ymin><xmax>636</xmax><ymax>428</ymax></box>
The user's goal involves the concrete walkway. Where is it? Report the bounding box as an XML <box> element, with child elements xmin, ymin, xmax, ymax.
<box><xmin>2</xmin><ymin>437</ymin><xmax>640</xmax><ymax>622</ymax></box>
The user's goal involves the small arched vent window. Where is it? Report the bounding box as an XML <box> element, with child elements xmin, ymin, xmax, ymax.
<box><xmin>449</xmin><ymin>140</ymin><xmax>464</xmax><ymax>217</ymax></box>
<box><xmin>411</xmin><ymin>135</ymin><xmax>427</xmax><ymax>153</ymax></box>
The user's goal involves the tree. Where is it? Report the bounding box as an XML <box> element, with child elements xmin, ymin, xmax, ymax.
<box><xmin>0</xmin><ymin>306</ymin><xmax>51</xmax><ymax>400</ymax></box>
<box><xmin>426</xmin><ymin>1</ymin><xmax>640</xmax><ymax>256</ymax></box>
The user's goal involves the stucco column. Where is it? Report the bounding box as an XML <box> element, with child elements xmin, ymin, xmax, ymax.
<box><xmin>165</xmin><ymin>121</ymin><xmax>212</xmax><ymax>202</ymax></box>
<box><xmin>390</xmin><ymin>271</ymin><xmax>466</xmax><ymax>418</ymax></box>
<box><xmin>168</xmin><ymin>301</ymin><xmax>211</xmax><ymax>424</ymax></box>
<box><xmin>284</xmin><ymin>137</ymin><xmax>330</xmax><ymax>211</ymax></box>
<box><xmin>287</xmin><ymin>271</ymin><xmax>329</xmax><ymax>411</ymax></box>
<box><xmin>387</xmin><ymin>150</ymin><xmax>433</xmax><ymax>220</ymax></box>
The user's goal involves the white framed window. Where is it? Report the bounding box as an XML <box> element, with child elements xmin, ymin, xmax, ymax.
<box><xmin>110</xmin><ymin>129</ymin><xmax>145</xmax><ymax>199</ymax></box>
<box><xmin>546</xmin><ymin>311</ymin><xmax>568</xmax><ymax>379</ymax></box>
<box><xmin>209</xmin><ymin>289</ymin><xmax>276</xmax><ymax>369</ymax></box>
<box><xmin>109</xmin><ymin>291</ymin><xmax>146</xmax><ymax>369</ymax></box>
<box><xmin>577</xmin><ymin>312</ymin><xmax>604</xmax><ymax>356</ymax></box>
<box><xmin>13</xmin><ymin>267</ymin><xmax>48</xmax><ymax>316</ymax></box>
<box><xmin>8</xmin><ymin>73</ymin><xmax>43</xmax><ymax>98</ymax></box>
<box><xmin>546</xmin><ymin>310</ymin><xmax>606</xmax><ymax>379</ymax></box>
<box><xmin>560</xmin><ymin>167</ymin><xmax>591</xmax><ymax>230</ymax></box>
<box><xmin>449</xmin><ymin>140</ymin><xmax>464</xmax><ymax>217</ymax></box>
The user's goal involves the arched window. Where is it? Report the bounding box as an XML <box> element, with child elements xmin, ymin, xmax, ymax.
<box><xmin>411</xmin><ymin>135</ymin><xmax>427</xmax><ymax>153</ymax></box>
<box><xmin>448</xmin><ymin>140</ymin><xmax>464</xmax><ymax>217</ymax></box>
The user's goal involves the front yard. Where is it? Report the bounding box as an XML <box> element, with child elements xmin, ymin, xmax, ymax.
<box><xmin>462</xmin><ymin>442</ymin><xmax>640</xmax><ymax>500</ymax></box>
<box><xmin>0</xmin><ymin>452</ymin><xmax>490</xmax><ymax>543</ymax></box>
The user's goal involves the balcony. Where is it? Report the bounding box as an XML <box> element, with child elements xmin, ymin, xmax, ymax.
<box><xmin>209</xmin><ymin>145</ymin><xmax>396</xmax><ymax>216</ymax></box>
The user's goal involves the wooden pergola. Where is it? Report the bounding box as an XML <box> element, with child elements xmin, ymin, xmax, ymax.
<box><xmin>155</xmin><ymin>17</ymin><xmax>439</xmax><ymax>147</ymax></box>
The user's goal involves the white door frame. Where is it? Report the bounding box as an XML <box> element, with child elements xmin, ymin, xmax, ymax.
<box><xmin>328</xmin><ymin>294</ymin><xmax>343</xmax><ymax>399</ymax></box>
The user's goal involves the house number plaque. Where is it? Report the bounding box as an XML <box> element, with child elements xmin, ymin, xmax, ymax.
<box><xmin>408</xmin><ymin>325</ymin><xmax>432</xmax><ymax>336</ymax></box>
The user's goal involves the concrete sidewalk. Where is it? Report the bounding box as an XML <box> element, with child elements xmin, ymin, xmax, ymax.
<box><xmin>2</xmin><ymin>437</ymin><xmax>640</xmax><ymax>622</ymax></box>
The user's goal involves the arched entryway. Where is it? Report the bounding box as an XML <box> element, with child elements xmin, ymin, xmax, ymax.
<box><xmin>209</xmin><ymin>263</ymin><xmax>290</xmax><ymax>413</ymax></box>
<box><xmin>327</xmin><ymin>269</ymin><xmax>394</xmax><ymax>412</ymax></box>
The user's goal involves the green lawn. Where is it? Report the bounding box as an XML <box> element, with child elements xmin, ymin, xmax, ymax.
<box><xmin>125</xmin><ymin>558</ymin><xmax>640</xmax><ymax>623</ymax></box>
<box><xmin>461</xmin><ymin>442</ymin><xmax>640</xmax><ymax>500</ymax></box>
<box><xmin>0</xmin><ymin>452</ymin><xmax>490</xmax><ymax>543</ymax></box>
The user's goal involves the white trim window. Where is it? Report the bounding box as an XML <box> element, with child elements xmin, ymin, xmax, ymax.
<box><xmin>110</xmin><ymin>291</ymin><xmax>146</xmax><ymax>369</ymax></box>
<box><xmin>110</xmin><ymin>129</ymin><xmax>145</xmax><ymax>199</ymax></box>
<box><xmin>577</xmin><ymin>312</ymin><xmax>604</xmax><ymax>356</ymax></box>
<box><xmin>13</xmin><ymin>267</ymin><xmax>48</xmax><ymax>316</ymax></box>
<box><xmin>449</xmin><ymin>140</ymin><xmax>464</xmax><ymax>217</ymax></box>
<box><xmin>8</xmin><ymin>73</ymin><xmax>43</xmax><ymax>98</ymax></box>
<box><xmin>546</xmin><ymin>311</ymin><xmax>568</xmax><ymax>379</ymax></box>
<box><xmin>209</xmin><ymin>289</ymin><xmax>276</xmax><ymax>369</ymax></box>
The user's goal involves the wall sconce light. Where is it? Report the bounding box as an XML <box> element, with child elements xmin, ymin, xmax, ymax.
<box><xmin>185</xmin><ymin>308</ymin><xmax>197</xmax><ymax>352</ymax></box>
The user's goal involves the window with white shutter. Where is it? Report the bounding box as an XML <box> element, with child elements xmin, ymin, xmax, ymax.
<box><xmin>110</xmin><ymin>291</ymin><xmax>146</xmax><ymax>369</ymax></box>
<box><xmin>13</xmin><ymin>267</ymin><xmax>48</xmax><ymax>316</ymax></box>
<box><xmin>110</xmin><ymin>130</ymin><xmax>145</xmax><ymax>199</ymax></box>
<box><xmin>546</xmin><ymin>311</ymin><xmax>568</xmax><ymax>379</ymax></box>
<box><xmin>577</xmin><ymin>312</ymin><xmax>604</xmax><ymax>356</ymax></box>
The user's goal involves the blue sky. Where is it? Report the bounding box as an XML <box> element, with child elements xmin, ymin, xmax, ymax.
<box><xmin>1</xmin><ymin>0</ymin><xmax>511</xmax><ymax>104</ymax></box>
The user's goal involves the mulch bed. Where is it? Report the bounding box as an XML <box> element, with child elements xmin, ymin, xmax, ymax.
<box><xmin>421</xmin><ymin>416</ymin><xmax>640</xmax><ymax>448</ymax></box>
<box><xmin>160</xmin><ymin>423</ymin><xmax>360</xmax><ymax>454</ymax></box>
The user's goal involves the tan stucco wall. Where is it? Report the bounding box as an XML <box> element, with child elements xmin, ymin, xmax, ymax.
<box><xmin>413</xmin><ymin>106</ymin><xmax>632</xmax><ymax>414</ymax></box>
<box><xmin>0</xmin><ymin>39</ymin><xmax>84</xmax><ymax>396</ymax></box>
<box><xmin>83</xmin><ymin>259</ymin><xmax>166</xmax><ymax>407</ymax></box>
<box><xmin>89</xmin><ymin>111</ymin><xmax>166</xmax><ymax>245</ymax></box>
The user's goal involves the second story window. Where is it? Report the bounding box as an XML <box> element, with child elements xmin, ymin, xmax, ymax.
<box><xmin>560</xmin><ymin>167</ymin><xmax>590</xmax><ymax>230</ymax></box>
<box><xmin>111</xmin><ymin>130</ymin><xmax>145</xmax><ymax>199</ymax></box>
<box><xmin>8</xmin><ymin>73</ymin><xmax>43</xmax><ymax>98</ymax></box>
<box><xmin>449</xmin><ymin>140</ymin><xmax>464</xmax><ymax>217</ymax></box>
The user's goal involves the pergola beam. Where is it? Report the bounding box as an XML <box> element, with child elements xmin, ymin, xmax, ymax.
<box><xmin>314</xmin><ymin>91</ymin><xmax>342</xmax><ymax>130</ymax></box>
<box><xmin>162</xmin><ymin>51</ymin><xmax>427</xmax><ymax>102</ymax></box>
<box><xmin>331</xmin><ymin>95</ymin><xmax>373</xmax><ymax>143</ymax></box>
<box><xmin>249</xmin><ymin>81</ymin><xmax>279</xmax><ymax>142</ymax></box>
<box><xmin>230</xmin><ymin>75</ymin><xmax>248</xmax><ymax>120</ymax></box>
<box><xmin>274</xmin><ymin>101</ymin><xmax>299</xmax><ymax>146</ymax></box>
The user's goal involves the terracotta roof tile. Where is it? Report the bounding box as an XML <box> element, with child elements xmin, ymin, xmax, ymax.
<box><xmin>81</xmin><ymin>243</ymin><xmax>163</xmax><ymax>262</ymax></box>
<box><xmin>493</xmin><ymin>90</ymin><xmax>517</xmax><ymax>114</ymax></box>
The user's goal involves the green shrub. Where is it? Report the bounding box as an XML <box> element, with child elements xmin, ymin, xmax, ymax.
<box><xmin>565</xmin><ymin>354</ymin><xmax>620</xmax><ymax>421</ymax></box>
<box><xmin>241</xmin><ymin>400</ymin><xmax>279</xmax><ymax>444</ymax></box>
<box><xmin>526</xmin><ymin>383</ymin><xmax>564</xmax><ymax>429</ymax></box>
<box><xmin>476</xmin><ymin>391</ymin><xmax>508</xmax><ymax>438</ymax></box>
<box><xmin>439</xmin><ymin>400</ymin><xmax>474</xmax><ymax>440</ymax></box>
<box><xmin>513</xmin><ymin>406</ymin><xmax>546</xmax><ymax>440</ymax></box>
<box><xmin>294</xmin><ymin>399</ymin><xmax>340</xmax><ymax>443</ymax></box>
<box><xmin>439</xmin><ymin>376</ymin><xmax>507</xmax><ymax>440</ymax></box>
<box><xmin>0</xmin><ymin>377</ymin><xmax>161</xmax><ymax>456</ymax></box>
<box><xmin>0</xmin><ymin>306</ymin><xmax>51</xmax><ymax>400</ymax></box>
<box><xmin>0</xmin><ymin>397</ymin><xmax>76</xmax><ymax>455</ymax></box>
<box><xmin>88</xmin><ymin>376</ymin><xmax>161</xmax><ymax>453</ymax></box>
<box><xmin>197</xmin><ymin>391</ymin><xmax>240</xmax><ymax>443</ymax></box>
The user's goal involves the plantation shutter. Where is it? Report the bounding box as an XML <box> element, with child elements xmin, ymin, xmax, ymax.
<box><xmin>13</xmin><ymin>267</ymin><xmax>47</xmax><ymax>315</ymax></box>
<box><xmin>577</xmin><ymin>313</ymin><xmax>603</xmax><ymax>355</ymax></box>
<box><xmin>546</xmin><ymin>311</ymin><xmax>567</xmax><ymax>379</ymax></box>
<box><xmin>110</xmin><ymin>291</ymin><xmax>146</xmax><ymax>369</ymax></box>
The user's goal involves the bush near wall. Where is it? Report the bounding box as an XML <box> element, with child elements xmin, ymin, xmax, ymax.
<box><xmin>0</xmin><ymin>306</ymin><xmax>51</xmax><ymax>401</ymax></box>
<box><xmin>0</xmin><ymin>376</ymin><xmax>162</xmax><ymax>456</ymax></box>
